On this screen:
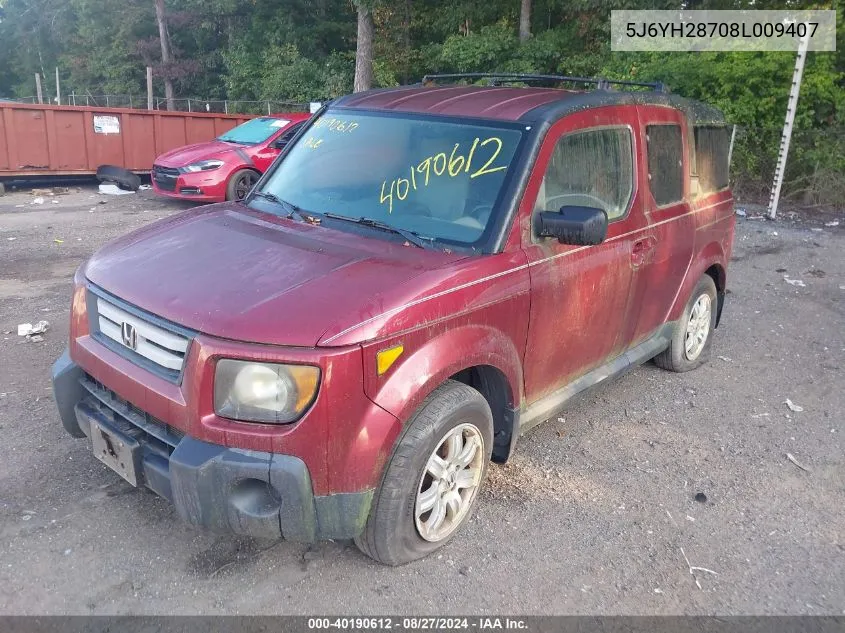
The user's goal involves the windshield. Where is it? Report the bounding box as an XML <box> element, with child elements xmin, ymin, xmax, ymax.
<box><xmin>217</xmin><ymin>117</ymin><xmax>290</xmax><ymax>145</ymax></box>
<box><xmin>256</xmin><ymin>111</ymin><xmax>523</xmax><ymax>246</ymax></box>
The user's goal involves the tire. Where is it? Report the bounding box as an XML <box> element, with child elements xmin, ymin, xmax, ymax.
<box><xmin>226</xmin><ymin>168</ymin><xmax>260</xmax><ymax>202</ymax></box>
<box><xmin>96</xmin><ymin>165</ymin><xmax>141</xmax><ymax>191</ymax></box>
<box><xmin>355</xmin><ymin>380</ymin><xmax>493</xmax><ymax>566</ymax></box>
<box><xmin>654</xmin><ymin>274</ymin><xmax>718</xmax><ymax>372</ymax></box>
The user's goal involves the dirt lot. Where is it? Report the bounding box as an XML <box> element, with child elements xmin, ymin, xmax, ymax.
<box><xmin>0</xmin><ymin>185</ymin><xmax>843</xmax><ymax>615</ymax></box>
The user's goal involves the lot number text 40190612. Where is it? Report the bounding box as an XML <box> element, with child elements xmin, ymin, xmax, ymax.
<box><xmin>307</xmin><ymin>617</ymin><xmax>529</xmax><ymax>630</ymax></box>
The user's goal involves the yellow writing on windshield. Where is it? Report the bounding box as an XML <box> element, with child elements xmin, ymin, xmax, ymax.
<box><xmin>312</xmin><ymin>117</ymin><xmax>359</xmax><ymax>133</ymax></box>
<box><xmin>379</xmin><ymin>136</ymin><xmax>508</xmax><ymax>214</ymax></box>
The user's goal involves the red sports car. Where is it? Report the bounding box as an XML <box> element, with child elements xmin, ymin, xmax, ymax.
<box><xmin>151</xmin><ymin>113</ymin><xmax>311</xmax><ymax>202</ymax></box>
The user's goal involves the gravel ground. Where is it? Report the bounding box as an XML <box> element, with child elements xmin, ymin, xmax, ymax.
<box><xmin>0</xmin><ymin>186</ymin><xmax>843</xmax><ymax>615</ymax></box>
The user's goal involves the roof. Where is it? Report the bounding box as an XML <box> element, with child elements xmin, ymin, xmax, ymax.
<box><xmin>332</xmin><ymin>85</ymin><xmax>727</xmax><ymax>127</ymax></box>
<box><xmin>334</xmin><ymin>85</ymin><xmax>575</xmax><ymax>122</ymax></box>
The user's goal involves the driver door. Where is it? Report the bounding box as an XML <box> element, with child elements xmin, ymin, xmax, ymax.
<box><xmin>520</xmin><ymin>106</ymin><xmax>648</xmax><ymax>404</ymax></box>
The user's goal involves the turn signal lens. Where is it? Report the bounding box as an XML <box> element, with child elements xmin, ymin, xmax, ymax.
<box><xmin>376</xmin><ymin>344</ymin><xmax>404</xmax><ymax>375</ymax></box>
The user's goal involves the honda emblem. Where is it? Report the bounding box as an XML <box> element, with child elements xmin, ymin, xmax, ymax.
<box><xmin>121</xmin><ymin>322</ymin><xmax>138</xmax><ymax>350</ymax></box>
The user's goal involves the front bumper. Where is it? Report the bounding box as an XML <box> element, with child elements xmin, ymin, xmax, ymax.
<box><xmin>151</xmin><ymin>165</ymin><xmax>227</xmax><ymax>202</ymax></box>
<box><xmin>52</xmin><ymin>349</ymin><xmax>372</xmax><ymax>541</ymax></box>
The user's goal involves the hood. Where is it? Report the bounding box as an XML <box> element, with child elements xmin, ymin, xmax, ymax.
<box><xmin>154</xmin><ymin>140</ymin><xmax>239</xmax><ymax>167</ymax></box>
<box><xmin>84</xmin><ymin>204</ymin><xmax>465</xmax><ymax>347</ymax></box>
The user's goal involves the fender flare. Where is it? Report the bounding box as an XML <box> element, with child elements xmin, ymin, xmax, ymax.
<box><xmin>669</xmin><ymin>241</ymin><xmax>727</xmax><ymax>324</ymax></box>
<box><xmin>362</xmin><ymin>324</ymin><xmax>523</xmax><ymax>429</ymax></box>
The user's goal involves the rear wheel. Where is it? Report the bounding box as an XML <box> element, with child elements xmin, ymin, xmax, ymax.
<box><xmin>226</xmin><ymin>168</ymin><xmax>260</xmax><ymax>201</ymax></box>
<box><xmin>654</xmin><ymin>274</ymin><xmax>718</xmax><ymax>372</ymax></box>
<box><xmin>355</xmin><ymin>380</ymin><xmax>493</xmax><ymax>565</ymax></box>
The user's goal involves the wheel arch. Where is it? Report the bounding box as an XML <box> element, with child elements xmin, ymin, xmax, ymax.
<box><xmin>669</xmin><ymin>243</ymin><xmax>727</xmax><ymax>327</ymax></box>
<box><xmin>362</xmin><ymin>324</ymin><xmax>523</xmax><ymax>464</ymax></box>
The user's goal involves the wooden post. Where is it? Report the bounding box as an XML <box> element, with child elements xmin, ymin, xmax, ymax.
<box><xmin>146</xmin><ymin>66</ymin><xmax>154</xmax><ymax>110</ymax></box>
<box><xmin>55</xmin><ymin>67</ymin><xmax>61</xmax><ymax>105</ymax></box>
<box><xmin>35</xmin><ymin>74</ymin><xmax>43</xmax><ymax>104</ymax></box>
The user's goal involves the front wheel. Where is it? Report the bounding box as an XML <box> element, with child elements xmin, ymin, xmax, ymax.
<box><xmin>654</xmin><ymin>274</ymin><xmax>718</xmax><ymax>372</ymax></box>
<box><xmin>226</xmin><ymin>168</ymin><xmax>260</xmax><ymax>202</ymax></box>
<box><xmin>355</xmin><ymin>380</ymin><xmax>493</xmax><ymax>565</ymax></box>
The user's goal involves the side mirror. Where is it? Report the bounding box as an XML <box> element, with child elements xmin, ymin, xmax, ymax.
<box><xmin>535</xmin><ymin>205</ymin><xmax>608</xmax><ymax>246</ymax></box>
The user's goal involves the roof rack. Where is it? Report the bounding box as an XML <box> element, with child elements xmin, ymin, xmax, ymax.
<box><xmin>421</xmin><ymin>73</ymin><xmax>667</xmax><ymax>93</ymax></box>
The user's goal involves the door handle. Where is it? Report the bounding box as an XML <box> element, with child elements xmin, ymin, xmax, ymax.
<box><xmin>632</xmin><ymin>237</ymin><xmax>656</xmax><ymax>267</ymax></box>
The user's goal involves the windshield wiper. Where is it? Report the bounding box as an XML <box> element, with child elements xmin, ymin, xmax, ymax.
<box><xmin>322</xmin><ymin>213</ymin><xmax>432</xmax><ymax>249</ymax></box>
<box><xmin>252</xmin><ymin>191</ymin><xmax>317</xmax><ymax>223</ymax></box>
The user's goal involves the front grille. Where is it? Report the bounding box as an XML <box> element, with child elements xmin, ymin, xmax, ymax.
<box><xmin>152</xmin><ymin>165</ymin><xmax>179</xmax><ymax>191</ymax></box>
<box><xmin>89</xmin><ymin>289</ymin><xmax>192</xmax><ymax>382</ymax></box>
<box><xmin>80</xmin><ymin>374</ymin><xmax>184</xmax><ymax>455</ymax></box>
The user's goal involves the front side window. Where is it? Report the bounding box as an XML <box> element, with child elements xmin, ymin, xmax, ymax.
<box><xmin>257</xmin><ymin>111</ymin><xmax>523</xmax><ymax>247</ymax></box>
<box><xmin>694</xmin><ymin>126</ymin><xmax>730</xmax><ymax>193</ymax></box>
<box><xmin>535</xmin><ymin>127</ymin><xmax>634</xmax><ymax>222</ymax></box>
<box><xmin>646</xmin><ymin>124</ymin><xmax>683</xmax><ymax>205</ymax></box>
<box><xmin>217</xmin><ymin>117</ymin><xmax>291</xmax><ymax>145</ymax></box>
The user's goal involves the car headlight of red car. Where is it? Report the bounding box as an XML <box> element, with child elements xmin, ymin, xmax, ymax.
<box><xmin>182</xmin><ymin>159</ymin><xmax>224</xmax><ymax>173</ymax></box>
<box><xmin>214</xmin><ymin>359</ymin><xmax>320</xmax><ymax>423</ymax></box>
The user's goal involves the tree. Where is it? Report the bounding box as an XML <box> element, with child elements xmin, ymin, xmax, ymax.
<box><xmin>353</xmin><ymin>1</ymin><xmax>374</xmax><ymax>92</ymax></box>
<box><xmin>153</xmin><ymin>0</ymin><xmax>174</xmax><ymax>109</ymax></box>
<box><xmin>518</xmin><ymin>0</ymin><xmax>530</xmax><ymax>42</ymax></box>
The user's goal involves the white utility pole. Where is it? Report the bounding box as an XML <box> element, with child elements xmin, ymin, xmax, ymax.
<box><xmin>767</xmin><ymin>32</ymin><xmax>810</xmax><ymax>219</ymax></box>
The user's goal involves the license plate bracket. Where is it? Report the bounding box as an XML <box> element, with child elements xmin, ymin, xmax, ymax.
<box><xmin>90</xmin><ymin>418</ymin><xmax>141</xmax><ymax>486</ymax></box>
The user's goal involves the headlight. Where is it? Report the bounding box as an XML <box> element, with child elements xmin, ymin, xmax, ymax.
<box><xmin>214</xmin><ymin>360</ymin><xmax>320</xmax><ymax>423</ymax></box>
<box><xmin>182</xmin><ymin>159</ymin><xmax>224</xmax><ymax>173</ymax></box>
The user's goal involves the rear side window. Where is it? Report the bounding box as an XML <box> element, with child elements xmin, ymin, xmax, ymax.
<box><xmin>646</xmin><ymin>124</ymin><xmax>683</xmax><ymax>205</ymax></box>
<box><xmin>537</xmin><ymin>128</ymin><xmax>634</xmax><ymax>221</ymax></box>
<box><xmin>694</xmin><ymin>126</ymin><xmax>730</xmax><ymax>192</ymax></box>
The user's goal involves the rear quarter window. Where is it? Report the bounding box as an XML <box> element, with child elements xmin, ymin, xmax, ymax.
<box><xmin>694</xmin><ymin>126</ymin><xmax>730</xmax><ymax>193</ymax></box>
<box><xmin>646</xmin><ymin>124</ymin><xmax>683</xmax><ymax>206</ymax></box>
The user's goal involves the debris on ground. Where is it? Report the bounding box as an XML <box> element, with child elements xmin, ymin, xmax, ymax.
<box><xmin>717</xmin><ymin>355</ymin><xmax>733</xmax><ymax>362</ymax></box>
<box><xmin>32</xmin><ymin>187</ymin><xmax>72</xmax><ymax>196</ymax></box>
<box><xmin>783</xmin><ymin>276</ymin><xmax>806</xmax><ymax>287</ymax></box>
<box><xmin>17</xmin><ymin>321</ymin><xmax>50</xmax><ymax>341</ymax></box>
<box><xmin>747</xmin><ymin>215</ymin><xmax>765</xmax><ymax>220</ymax></box>
<box><xmin>694</xmin><ymin>492</ymin><xmax>707</xmax><ymax>503</ymax></box>
<box><xmin>784</xmin><ymin>398</ymin><xmax>804</xmax><ymax>412</ymax></box>
<box><xmin>138</xmin><ymin>184</ymin><xmax>152</xmax><ymax>191</ymax></box>
<box><xmin>786</xmin><ymin>452</ymin><xmax>811</xmax><ymax>473</ymax></box>
<box><xmin>31</xmin><ymin>197</ymin><xmax>44</xmax><ymax>205</ymax></box>
<box><xmin>98</xmin><ymin>183</ymin><xmax>135</xmax><ymax>196</ymax></box>
<box><xmin>96</xmin><ymin>164</ymin><xmax>142</xmax><ymax>191</ymax></box>
<box><xmin>53</xmin><ymin>238</ymin><xmax>64</xmax><ymax>244</ymax></box>
<box><xmin>825</xmin><ymin>220</ymin><xmax>840</xmax><ymax>227</ymax></box>
<box><xmin>735</xmin><ymin>208</ymin><xmax>747</xmax><ymax>217</ymax></box>
<box><xmin>680</xmin><ymin>547</ymin><xmax>718</xmax><ymax>590</ymax></box>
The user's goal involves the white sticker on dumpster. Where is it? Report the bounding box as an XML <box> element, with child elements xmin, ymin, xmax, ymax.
<box><xmin>93</xmin><ymin>115</ymin><xmax>120</xmax><ymax>134</ymax></box>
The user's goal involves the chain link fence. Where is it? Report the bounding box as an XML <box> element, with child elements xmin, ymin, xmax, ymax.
<box><xmin>3</xmin><ymin>94</ymin><xmax>310</xmax><ymax>114</ymax></box>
